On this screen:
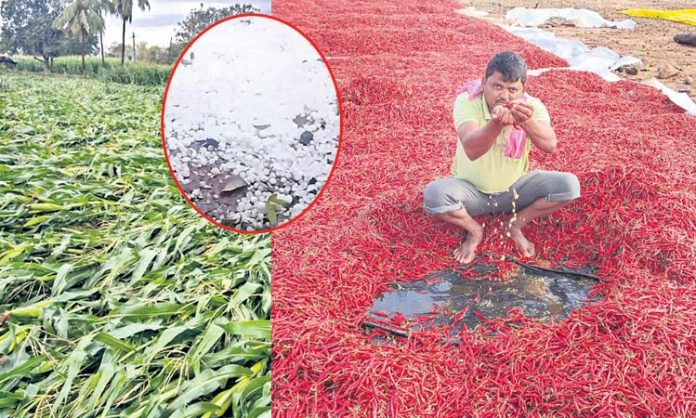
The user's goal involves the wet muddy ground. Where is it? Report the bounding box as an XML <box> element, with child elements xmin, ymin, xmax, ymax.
<box><xmin>367</xmin><ymin>262</ymin><xmax>602</xmax><ymax>339</ymax></box>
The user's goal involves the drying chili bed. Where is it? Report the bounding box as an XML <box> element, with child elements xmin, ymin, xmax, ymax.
<box><xmin>272</xmin><ymin>0</ymin><xmax>696</xmax><ymax>416</ymax></box>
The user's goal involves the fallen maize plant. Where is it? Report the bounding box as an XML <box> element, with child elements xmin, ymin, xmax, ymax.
<box><xmin>0</xmin><ymin>73</ymin><xmax>271</xmax><ymax>418</ymax></box>
<box><xmin>271</xmin><ymin>0</ymin><xmax>696</xmax><ymax>416</ymax></box>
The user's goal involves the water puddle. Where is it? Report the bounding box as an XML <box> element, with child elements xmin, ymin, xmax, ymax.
<box><xmin>366</xmin><ymin>262</ymin><xmax>602</xmax><ymax>339</ymax></box>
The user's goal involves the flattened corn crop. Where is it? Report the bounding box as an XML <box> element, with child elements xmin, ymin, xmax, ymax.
<box><xmin>0</xmin><ymin>73</ymin><xmax>271</xmax><ymax>418</ymax></box>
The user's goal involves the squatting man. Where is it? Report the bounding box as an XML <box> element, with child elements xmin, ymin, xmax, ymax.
<box><xmin>424</xmin><ymin>51</ymin><xmax>581</xmax><ymax>264</ymax></box>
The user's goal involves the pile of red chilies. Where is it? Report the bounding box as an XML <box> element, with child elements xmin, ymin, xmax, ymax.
<box><xmin>272</xmin><ymin>0</ymin><xmax>696</xmax><ymax>416</ymax></box>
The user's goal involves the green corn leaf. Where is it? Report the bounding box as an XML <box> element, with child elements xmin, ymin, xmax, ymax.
<box><xmin>94</xmin><ymin>332</ymin><xmax>135</xmax><ymax>353</ymax></box>
<box><xmin>0</xmin><ymin>355</ymin><xmax>47</xmax><ymax>386</ymax></box>
<box><xmin>165</xmin><ymin>365</ymin><xmax>254</xmax><ymax>412</ymax></box>
<box><xmin>22</xmin><ymin>215</ymin><xmax>50</xmax><ymax>227</ymax></box>
<box><xmin>220</xmin><ymin>320</ymin><xmax>271</xmax><ymax>340</ymax></box>
<box><xmin>111</xmin><ymin>303</ymin><xmax>184</xmax><ymax>319</ymax></box>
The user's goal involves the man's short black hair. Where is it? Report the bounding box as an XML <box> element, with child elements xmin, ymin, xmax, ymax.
<box><xmin>485</xmin><ymin>51</ymin><xmax>527</xmax><ymax>84</ymax></box>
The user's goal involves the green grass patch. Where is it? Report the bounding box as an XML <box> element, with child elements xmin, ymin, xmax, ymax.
<box><xmin>0</xmin><ymin>77</ymin><xmax>11</xmax><ymax>92</ymax></box>
<box><xmin>0</xmin><ymin>73</ymin><xmax>270</xmax><ymax>418</ymax></box>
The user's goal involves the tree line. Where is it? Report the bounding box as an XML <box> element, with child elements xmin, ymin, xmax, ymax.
<box><xmin>0</xmin><ymin>0</ymin><xmax>258</xmax><ymax>72</ymax></box>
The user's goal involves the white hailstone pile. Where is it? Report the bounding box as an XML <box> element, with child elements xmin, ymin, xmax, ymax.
<box><xmin>164</xmin><ymin>16</ymin><xmax>339</xmax><ymax>230</ymax></box>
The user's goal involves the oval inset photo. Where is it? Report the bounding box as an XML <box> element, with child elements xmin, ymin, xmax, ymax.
<box><xmin>162</xmin><ymin>14</ymin><xmax>342</xmax><ymax>233</ymax></box>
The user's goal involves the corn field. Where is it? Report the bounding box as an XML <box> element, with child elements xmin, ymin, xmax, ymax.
<box><xmin>0</xmin><ymin>72</ymin><xmax>271</xmax><ymax>418</ymax></box>
<box><xmin>10</xmin><ymin>56</ymin><xmax>171</xmax><ymax>86</ymax></box>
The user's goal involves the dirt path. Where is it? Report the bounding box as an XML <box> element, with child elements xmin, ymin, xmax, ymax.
<box><xmin>462</xmin><ymin>0</ymin><xmax>696</xmax><ymax>99</ymax></box>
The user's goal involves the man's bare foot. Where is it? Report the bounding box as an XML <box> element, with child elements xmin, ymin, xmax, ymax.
<box><xmin>453</xmin><ymin>226</ymin><xmax>483</xmax><ymax>264</ymax></box>
<box><xmin>506</xmin><ymin>225</ymin><xmax>535</xmax><ymax>257</ymax></box>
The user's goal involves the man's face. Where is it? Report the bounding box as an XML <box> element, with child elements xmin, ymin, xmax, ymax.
<box><xmin>482</xmin><ymin>70</ymin><xmax>525</xmax><ymax>110</ymax></box>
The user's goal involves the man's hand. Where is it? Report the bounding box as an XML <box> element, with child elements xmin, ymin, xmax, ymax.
<box><xmin>510</xmin><ymin>101</ymin><xmax>534</xmax><ymax>125</ymax></box>
<box><xmin>491</xmin><ymin>105</ymin><xmax>515</xmax><ymax>126</ymax></box>
<box><xmin>508</xmin><ymin>101</ymin><xmax>557</xmax><ymax>153</ymax></box>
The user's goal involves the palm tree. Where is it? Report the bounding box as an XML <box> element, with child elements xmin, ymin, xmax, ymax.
<box><xmin>113</xmin><ymin>0</ymin><xmax>150</xmax><ymax>65</ymax></box>
<box><xmin>98</xmin><ymin>0</ymin><xmax>116</xmax><ymax>66</ymax></box>
<box><xmin>53</xmin><ymin>0</ymin><xmax>105</xmax><ymax>73</ymax></box>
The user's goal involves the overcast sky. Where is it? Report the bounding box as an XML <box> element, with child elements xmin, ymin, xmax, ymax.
<box><xmin>102</xmin><ymin>1</ymin><xmax>271</xmax><ymax>48</ymax></box>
